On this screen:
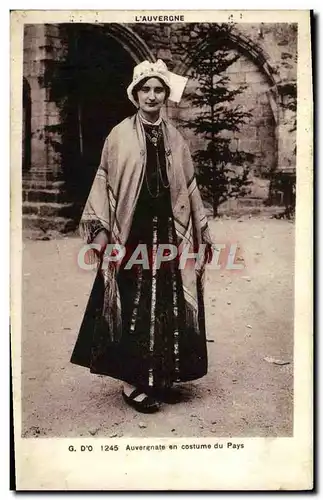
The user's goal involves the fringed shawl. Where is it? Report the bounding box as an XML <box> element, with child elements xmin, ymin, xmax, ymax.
<box><xmin>80</xmin><ymin>113</ymin><xmax>212</xmax><ymax>341</ymax></box>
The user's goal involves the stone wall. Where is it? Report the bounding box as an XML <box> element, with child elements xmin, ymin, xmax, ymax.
<box><xmin>128</xmin><ymin>22</ymin><xmax>297</xmax><ymax>179</ymax></box>
<box><xmin>22</xmin><ymin>22</ymin><xmax>297</xmax><ymax>231</ymax></box>
<box><xmin>23</xmin><ymin>24</ymin><xmax>75</xmax><ymax>231</ymax></box>
<box><xmin>23</xmin><ymin>24</ymin><xmax>48</xmax><ymax>180</ymax></box>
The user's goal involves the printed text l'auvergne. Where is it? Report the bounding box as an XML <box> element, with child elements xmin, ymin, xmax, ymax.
<box><xmin>135</xmin><ymin>15</ymin><xmax>185</xmax><ymax>22</ymax></box>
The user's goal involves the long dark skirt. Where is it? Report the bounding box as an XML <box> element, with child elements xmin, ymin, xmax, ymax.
<box><xmin>71</xmin><ymin>184</ymin><xmax>208</xmax><ymax>390</ymax></box>
<box><xmin>71</xmin><ymin>227</ymin><xmax>207</xmax><ymax>389</ymax></box>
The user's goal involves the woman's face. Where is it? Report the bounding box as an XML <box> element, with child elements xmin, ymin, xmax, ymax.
<box><xmin>136</xmin><ymin>77</ymin><xmax>167</xmax><ymax>117</ymax></box>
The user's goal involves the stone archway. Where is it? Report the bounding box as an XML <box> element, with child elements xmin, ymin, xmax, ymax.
<box><xmin>174</xmin><ymin>27</ymin><xmax>277</xmax><ymax>87</ymax></box>
<box><xmin>60</xmin><ymin>24</ymin><xmax>155</xmax><ymax>214</ymax></box>
<box><xmin>96</xmin><ymin>23</ymin><xmax>156</xmax><ymax>64</ymax></box>
<box><xmin>22</xmin><ymin>22</ymin><xmax>155</xmax><ymax>231</ymax></box>
<box><xmin>171</xmin><ymin>28</ymin><xmax>278</xmax><ymax>181</ymax></box>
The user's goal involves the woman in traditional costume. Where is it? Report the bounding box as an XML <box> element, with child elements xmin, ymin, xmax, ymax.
<box><xmin>71</xmin><ymin>60</ymin><xmax>213</xmax><ymax>413</ymax></box>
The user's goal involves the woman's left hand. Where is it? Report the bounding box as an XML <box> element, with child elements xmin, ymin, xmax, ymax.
<box><xmin>204</xmin><ymin>243</ymin><xmax>214</xmax><ymax>265</ymax></box>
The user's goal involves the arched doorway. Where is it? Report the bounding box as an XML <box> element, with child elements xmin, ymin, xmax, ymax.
<box><xmin>170</xmin><ymin>28</ymin><xmax>278</xmax><ymax>209</ymax></box>
<box><xmin>62</xmin><ymin>24</ymin><xmax>142</xmax><ymax>214</ymax></box>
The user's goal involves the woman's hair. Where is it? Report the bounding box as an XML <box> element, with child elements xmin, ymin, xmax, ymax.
<box><xmin>132</xmin><ymin>76</ymin><xmax>171</xmax><ymax>103</ymax></box>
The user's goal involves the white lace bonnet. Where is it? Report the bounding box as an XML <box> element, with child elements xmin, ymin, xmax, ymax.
<box><xmin>127</xmin><ymin>59</ymin><xmax>188</xmax><ymax>107</ymax></box>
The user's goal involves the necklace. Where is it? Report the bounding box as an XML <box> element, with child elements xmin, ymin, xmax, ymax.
<box><xmin>144</xmin><ymin>126</ymin><xmax>170</xmax><ymax>198</ymax></box>
<box><xmin>145</xmin><ymin>127</ymin><xmax>163</xmax><ymax>147</ymax></box>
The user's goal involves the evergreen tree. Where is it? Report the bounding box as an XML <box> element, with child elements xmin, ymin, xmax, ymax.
<box><xmin>173</xmin><ymin>23</ymin><xmax>254</xmax><ymax>217</ymax></box>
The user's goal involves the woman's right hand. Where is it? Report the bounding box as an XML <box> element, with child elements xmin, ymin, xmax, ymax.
<box><xmin>92</xmin><ymin>230</ymin><xmax>109</xmax><ymax>259</ymax></box>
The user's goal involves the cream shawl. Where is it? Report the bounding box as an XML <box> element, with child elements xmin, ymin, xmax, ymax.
<box><xmin>80</xmin><ymin>113</ymin><xmax>212</xmax><ymax>340</ymax></box>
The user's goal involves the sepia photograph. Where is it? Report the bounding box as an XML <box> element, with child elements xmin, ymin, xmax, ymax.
<box><xmin>11</xmin><ymin>9</ymin><xmax>312</xmax><ymax>490</ymax></box>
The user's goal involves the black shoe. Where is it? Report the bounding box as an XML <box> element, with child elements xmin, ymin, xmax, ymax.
<box><xmin>122</xmin><ymin>388</ymin><xmax>160</xmax><ymax>413</ymax></box>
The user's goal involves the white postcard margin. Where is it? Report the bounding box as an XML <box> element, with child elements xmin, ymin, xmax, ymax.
<box><xmin>10</xmin><ymin>9</ymin><xmax>313</xmax><ymax>491</ymax></box>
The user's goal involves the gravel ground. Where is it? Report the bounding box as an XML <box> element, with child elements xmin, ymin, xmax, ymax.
<box><xmin>21</xmin><ymin>217</ymin><xmax>294</xmax><ymax>438</ymax></box>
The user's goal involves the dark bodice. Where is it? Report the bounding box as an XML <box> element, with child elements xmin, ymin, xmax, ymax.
<box><xmin>134</xmin><ymin>123</ymin><xmax>172</xmax><ymax>217</ymax></box>
<box><xmin>127</xmin><ymin>123</ymin><xmax>173</xmax><ymax>244</ymax></box>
